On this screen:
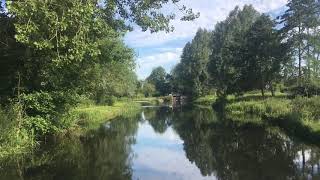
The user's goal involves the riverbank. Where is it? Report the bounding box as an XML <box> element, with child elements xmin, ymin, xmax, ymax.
<box><xmin>67</xmin><ymin>101</ymin><xmax>141</xmax><ymax>134</ymax></box>
<box><xmin>194</xmin><ymin>93</ymin><xmax>320</xmax><ymax>144</ymax></box>
<box><xmin>0</xmin><ymin>101</ymin><xmax>142</xmax><ymax>159</ymax></box>
<box><xmin>224</xmin><ymin>96</ymin><xmax>320</xmax><ymax>143</ymax></box>
<box><xmin>134</xmin><ymin>96</ymin><xmax>172</xmax><ymax>106</ymax></box>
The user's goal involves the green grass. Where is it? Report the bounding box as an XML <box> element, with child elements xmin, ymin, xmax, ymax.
<box><xmin>65</xmin><ymin>101</ymin><xmax>141</xmax><ymax>133</ymax></box>
<box><xmin>223</xmin><ymin>95</ymin><xmax>320</xmax><ymax>144</ymax></box>
<box><xmin>0</xmin><ymin>100</ymin><xmax>142</xmax><ymax>159</ymax></box>
<box><xmin>0</xmin><ymin>104</ymin><xmax>36</xmax><ymax>159</ymax></box>
<box><xmin>134</xmin><ymin>96</ymin><xmax>172</xmax><ymax>106</ymax></box>
<box><xmin>194</xmin><ymin>95</ymin><xmax>217</xmax><ymax>106</ymax></box>
<box><xmin>225</xmin><ymin>98</ymin><xmax>291</xmax><ymax>120</ymax></box>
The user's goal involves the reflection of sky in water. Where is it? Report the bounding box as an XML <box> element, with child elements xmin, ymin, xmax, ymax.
<box><xmin>132</xmin><ymin>121</ymin><xmax>216</xmax><ymax>180</ymax></box>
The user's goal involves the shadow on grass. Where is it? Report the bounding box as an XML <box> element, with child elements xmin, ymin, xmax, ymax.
<box><xmin>267</xmin><ymin>115</ymin><xmax>320</xmax><ymax>146</ymax></box>
<box><xmin>229</xmin><ymin>94</ymin><xmax>288</xmax><ymax>103</ymax></box>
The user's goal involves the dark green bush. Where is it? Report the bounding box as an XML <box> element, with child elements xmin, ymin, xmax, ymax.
<box><xmin>291</xmin><ymin>96</ymin><xmax>320</xmax><ymax>122</ymax></box>
<box><xmin>106</xmin><ymin>96</ymin><xmax>116</xmax><ymax>106</ymax></box>
<box><xmin>288</xmin><ymin>80</ymin><xmax>320</xmax><ymax>97</ymax></box>
<box><xmin>20</xmin><ymin>90</ymin><xmax>80</xmax><ymax>135</ymax></box>
<box><xmin>161</xmin><ymin>96</ymin><xmax>172</xmax><ymax>103</ymax></box>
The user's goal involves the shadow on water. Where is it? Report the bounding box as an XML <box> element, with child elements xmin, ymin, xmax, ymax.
<box><xmin>146</xmin><ymin>106</ymin><xmax>320</xmax><ymax>180</ymax></box>
<box><xmin>0</xmin><ymin>115</ymin><xmax>140</xmax><ymax>180</ymax></box>
<box><xmin>1</xmin><ymin>106</ymin><xmax>320</xmax><ymax>180</ymax></box>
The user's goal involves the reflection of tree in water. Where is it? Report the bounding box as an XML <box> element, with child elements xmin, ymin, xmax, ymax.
<box><xmin>144</xmin><ymin>107</ymin><xmax>172</xmax><ymax>133</ymax></box>
<box><xmin>0</xmin><ymin>116</ymin><xmax>139</xmax><ymax>180</ymax></box>
<box><xmin>171</xmin><ymin>107</ymin><xmax>320</xmax><ymax>180</ymax></box>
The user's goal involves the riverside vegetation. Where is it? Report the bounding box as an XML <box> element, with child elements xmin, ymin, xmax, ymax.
<box><xmin>142</xmin><ymin>2</ymin><xmax>320</xmax><ymax>146</ymax></box>
<box><xmin>1</xmin><ymin>0</ymin><xmax>320</xmax><ymax>168</ymax></box>
<box><xmin>0</xmin><ymin>0</ymin><xmax>198</xmax><ymax>159</ymax></box>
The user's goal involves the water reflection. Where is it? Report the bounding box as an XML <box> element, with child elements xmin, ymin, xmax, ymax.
<box><xmin>147</xmin><ymin>106</ymin><xmax>320</xmax><ymax>180</ymax></box>
<box><xmin>1</xmin><ymin>106</ymin><xmax>320</xmax><ymax>180</ymax></box>
<box><xmin>0</xmin><ymin>116</ymin><xmax>139</xmax><ymax>180</ymax></box>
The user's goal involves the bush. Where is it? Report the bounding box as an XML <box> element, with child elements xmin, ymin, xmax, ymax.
<box><xmin>106</xmin><ymin>96</ymin><xmax>116</xmax><ymax>106</ymax></box>
<box><xmin>292</xmin><ymin>96</ymin><xmax>320</xmax><ymax>123</ymax></box>
<box><xmin>0</xmin><ymin>103</ymin><xmax>35</xmax><ymax>158</ymax></box>
<box><xmin>20</xmin><ymin>90</ymin><xmax>80</xmax><ymax>135</ymax></box>
<box><xmin>225</xmin><ymin>98</ymin><xmax>291</xmax><ymax>120</ymax></box>
<box><xmin>160</xmin><ymin>96</ymin><xmax>172</xmax><ymax>103</ymax></box>
<box><xmin>288</xmin><ymin>80</ymin><xmax>320</xmax><ymax>97</ymax></box>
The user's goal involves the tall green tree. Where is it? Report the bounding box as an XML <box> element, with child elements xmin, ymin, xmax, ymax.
<box><xmin>243</xmin><ymin>14</ymin><xmax>288</xmax><ymax>96</ymax></box>
<box><xmin>171</xmin><ymin>29</ymin><xmax>212</xmax><ymax>97</ymax></box>
<box><xmin>279</xmin><ymin>0</ymin><xmax>320</xmax><ymax>83</ymax></box>
<box><xmin>208</xmin><ymin>5</ymin><xmax>260</xmax><ymax>97</ymax></box>
<box><xmin>146</xmin><ymin>67</ymin><xmax>169</xmax><ymax>96</ymax></box>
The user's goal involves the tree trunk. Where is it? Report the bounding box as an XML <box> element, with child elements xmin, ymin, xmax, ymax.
<box><xmin>261</xmin><ymin>87</ymin><xmax>265</xmax><ymax>98</ymax></box>
<box><xmin>270</xmin><ymin>83</ymin><xmax>275</xmax><ymax>97</ymax></box>
<box><xmin>302</xmin><ymin>148</ymin><xmax>306</xmax><ymax>178</ymax></box>
<box><xmin>307</xmin><ymin>28</ymin><xmax>311</xmax><ymax>80</ymax></box>
<box><xmin>298</xmin><ymin>25</ymin><xmax>302</xmax><ymax>86</ymax></box>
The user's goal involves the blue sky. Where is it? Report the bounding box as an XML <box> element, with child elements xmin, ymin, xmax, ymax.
<box><xmin>124</xmin><ymin>0</ymin><xmax>288</xmax><ymax>79</ymax></box>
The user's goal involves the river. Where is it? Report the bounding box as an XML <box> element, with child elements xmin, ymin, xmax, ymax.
<box><xmin>1</xmin><ymin>106</ymin><xmax>320</xmax><ymax>180</ymax></box>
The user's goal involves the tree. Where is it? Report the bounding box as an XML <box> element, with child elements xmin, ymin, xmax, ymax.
<box><xmin>242</xmin><ymin>14</ymin><xmax>289</xmax><ymax>97</ymax></box>
<box><xmin>171</xmin><ymin>29</ymin><xmax>212</xmax><ymax>97</ymax></box>
<box><xmin>279</xmin><ymin>0</ymin><xmax>320</xmax><ymax>83</ymax></box>
<box><xmin>208</xmin><ymin>5</ymin><xmax>260</xmax><ymax>97</ymax></box>
<box><xmin>146</xmin><ymin>67</ymin><xmax>168</xmax><ymax>96</ymax></box>
<box><xmin>1</xmin><ymin>0</ymin><xmax>198</xmax><ymax>100</ymax></box>
<box><xmin>142</xmin><ymin>83</ymin><xmax>156</xmax><ymax>97</ymax></box>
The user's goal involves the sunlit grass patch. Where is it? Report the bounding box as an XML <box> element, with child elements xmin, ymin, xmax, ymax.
<box><xmin>67</xmin><ymin>101</ymin><xmax>141</xmax><ymax>133</ymax></box>
<box><xmin>194</xmin><ymin>95</ymin><xmax>217</xmax><ymax>106</ymax></box>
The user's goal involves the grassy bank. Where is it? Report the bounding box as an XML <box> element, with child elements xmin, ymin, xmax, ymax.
<box><xmin>67</xmin><ymin>101</ymin><xmax>141</xmax><ymax>133</ymax></box>
<box><xmin>193</xmin><ymin>92</ymin><xmax>320</xmax><ymax>143</ymax></box>
<box><xmin>224</xmin><ymin>95</ymin><xmax>320</xmax><ymax>143</ymax></box>
<box><xmin>0</xmin><ymin>100</ymin><xmax>141</xmax><ymax>159</ymax></box>
<box><xmin>193</xmin><ymin>95</ymin><xmax>217</xmax><ymax>106</ymax></box>
<box><xmin>134</xmin><ymin>96</ymin><xmax>172</xmax><ymax>106</ymax></box>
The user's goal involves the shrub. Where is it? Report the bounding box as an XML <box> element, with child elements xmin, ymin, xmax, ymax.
<box><xmin>292</xmin><ymin>96</ymin><xmax>320</xmax><ymax>123</ymax></box>
<box><xmin>0</xmin><ymin>103</ymin><xmax>35</xmax><ymax>158</ymax></box>
<box><xmin>160</xmin><ymin>96</ymin><xmax>172</xmax><ymax>103</ymax></box>
<box><xmin>20</xmin><ymin>90</ymin><xmax>80</xmax><ymax>135</ymax></box>
<box><xmin>106</xmin><ymin>96</ymin><xmax>116</xmax><ymax>106</ymax></box>
<box><xmin>288</xmin><ymin>80</ymin><xmax>320</xmax><ymax>97</ymax></box>
<box><xmin>225</xmin><ymin>98</ymin><xmax>291</xmax><ymax>120</ymax></box>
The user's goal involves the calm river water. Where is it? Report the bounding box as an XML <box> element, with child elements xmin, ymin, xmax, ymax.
<box><xmin>1</xmin><ymin>106</ymin><xmax>320</xmax><ymax>180</ymax></box>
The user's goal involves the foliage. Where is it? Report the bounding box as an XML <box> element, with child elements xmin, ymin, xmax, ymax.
<box><xmin>225</xmin><ymin>98</ymin><xmax>291</xmax><ymax>120</ymax></box>
<box><xmin>241</xmin><ymin>14</ymin><xmax>288</xmax><ymax>96</ymax></box>
<box><xmin>0</xmin><ymin>103</ymin><xmax>35</xmax><ymax>159</ymax></box>
<box><xmin>68</xmin><ymin>101</ymin><xmax>141</xmax><ymax>132</ymax></box>
<box><xmin>224</xmin><ymin>95</ymin><xmax>320</xmax><ymax>135</ymax></box>
<box><xmin>291</xmin><ymin>96</ymin><xmax>320</xmax><ymax>123</ymax></box>
<box><xmin>208</xmin><ymin>5</ymin><xmax>260</xmax><ymax>97</ymax></box>
<box><xmin>279</xmin><ymin>0</ymin><xmax>320</xmax><ymax>81</ymax></box>
<box><xmin>194</xmin><ymin>95</ymin><xmax>217</xmax><ymax>106</ymax></box>
<box><xmin>0</xmin><ymin>0</ymin><xmax>199</xmax><ymax>159</ymax></box>
<box><xmin>141</xmin><ymin>82</ymin><xmax>157</xmax><ymax>97</ymax></box>
<box><xmin>288</xmin><ymin>79</ymin><xmax>320</xmax><ymax>97</ymax></box>
<box><xmin>171</xmin><ymin>29</ymin><xmax>212</xmax><ymax>97</ymax></box>
<box><xmin>146</xmin><ymin>67</ymin><xmax>170</xmax><ymax>96</ymax></box>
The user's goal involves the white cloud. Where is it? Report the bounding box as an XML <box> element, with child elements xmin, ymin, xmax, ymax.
<box><xmin>126</xmin><ymin>0</ymin><xmax>288</xmax><ymax>79</ymax></box>
<box><xmin>136</xmin><ymin>48</ymin><xmax>183</xmax><ymax>79</ymax></box>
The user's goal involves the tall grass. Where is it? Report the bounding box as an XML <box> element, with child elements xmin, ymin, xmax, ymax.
<box><xmin>0</xmin><ymin>100</ymin><xmax>142</xmax><ymax>159</ymax></box>
<box><xmin>224</xmin><ymin>95</ymin><xmax>320</xmax><ymax>143</ymax></box>
<box><xmin>0</xmin><ymin>103</ymin><xmax>36</xmax><ymax>159</ymax></box>
<box><xmin>225</xmin><ymin>98</ymin><xmax>291</xmax><ymax>120</ymax></box>
<box><xmin>194</xmin><ymin>95</ymin><xmax>217</xmax><ymax>106</ymax></box>
<box><xmin>63</xmin><ymin>101</ymin><xmax>141</xmax><ymax>133</ymax></box>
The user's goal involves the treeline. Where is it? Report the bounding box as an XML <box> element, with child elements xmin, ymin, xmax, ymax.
<box><xmin>0</xmin><ymin>0</ymin><xmax>198</xmax><ymax>155</ymax></box>
<box><xmin>170</xmin><ymin>2</ymin><xmax>320</xmax><ymax>98</ymax></box>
